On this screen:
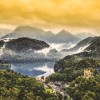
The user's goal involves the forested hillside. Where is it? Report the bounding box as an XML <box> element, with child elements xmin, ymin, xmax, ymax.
<box><xmin>0</xmin><ymin>70</ymin><xmax>57</xmax><ymax>100</ymax></box>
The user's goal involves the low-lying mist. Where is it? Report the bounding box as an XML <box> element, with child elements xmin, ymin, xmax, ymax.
<box><xmin>49</xmin><ymin>42</ymin><xmax>76</xmax><ymax>51</ymax></box>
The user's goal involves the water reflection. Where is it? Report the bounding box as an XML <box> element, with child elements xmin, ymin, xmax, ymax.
<box><xmin>11</xmin><ymin>61</ymin><xmax>55</xmax><ymax>77</ymax></box>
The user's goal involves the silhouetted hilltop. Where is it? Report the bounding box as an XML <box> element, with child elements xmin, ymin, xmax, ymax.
<box><xmin>6</xmin><ymin>37</ymin><xmax>50</xmax><ymax>52</ymax></box>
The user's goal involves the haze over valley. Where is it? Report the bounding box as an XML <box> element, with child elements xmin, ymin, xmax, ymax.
<box><xmin>0</xmin><ymin>26</ymin><xmax>99</xmax><ymax>77</ymax></box>
<box><xmin>0</xmin><ymin>0</ymin><xmax>100</xmax><ymax>99</ymax></box>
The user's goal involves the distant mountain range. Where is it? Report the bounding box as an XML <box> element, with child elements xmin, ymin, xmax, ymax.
<box><xmin>1</xmin><ymin>26</ymin><xmax>98</xmax><ymax>44</ymax></box>
<box><xmin>2</xmin><ymin>26</ymin><xmax>80</xmax><ymax>43</ymax></box>
<box><xmin>76</xmin><ymin>32</ymin><xmax>95</xmax><ymax>39</ymax></box>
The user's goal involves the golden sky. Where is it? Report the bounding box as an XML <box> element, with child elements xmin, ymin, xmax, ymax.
<box><xmin>0</xmin><ymin>0</ymin><xmax>100</xmax><ymax>34</ymax></box>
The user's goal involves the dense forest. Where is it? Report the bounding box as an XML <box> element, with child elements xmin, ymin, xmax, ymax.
<box><xmin>47</xmin><ymin>58</ymin><xmax>100</xmax><ymax>100</ymax></box>
<box><xmin>0</xmin><ymin>70</ymin><xmax>57</xmax><ymax>100</ymax></box>
<box><xmin>49</xmin><ymin>59</ymin><xmax>100</xmax><ymax>82</ymax></box>
<box><xmin>66</xmin><ymin>75</ymin><xmax>100</xmax><ymax>100</ymax></box>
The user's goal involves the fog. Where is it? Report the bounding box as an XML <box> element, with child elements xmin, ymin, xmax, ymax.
<box><xmin>49</xmin><ymin>43</ymin><xmax>76</xmax><ymax>51</ymax></box>
<box><xmin>34</xmin><ymin>47</ymin><xmax>52</xmax><ymax>57</ymax></box>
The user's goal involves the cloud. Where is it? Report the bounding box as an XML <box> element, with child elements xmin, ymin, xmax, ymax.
<box><xmin>0</xmin><ymin>0</ymin><xmax>100</xmax><ymax>30</ymax></box>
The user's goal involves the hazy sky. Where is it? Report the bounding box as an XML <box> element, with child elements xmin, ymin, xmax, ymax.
<box><xmin>0</xmin><ymin>0</ymin><xmax>100</xmax><ymax>34</ymax></box>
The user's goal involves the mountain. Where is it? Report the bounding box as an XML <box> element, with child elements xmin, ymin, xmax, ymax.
<box><xmin>48</xmin><ymin>37</ymin><xmax>100</xmax><ymax>82</ymax></box>
<box><xmin>2</xmin><ymin>26</ymin><xmax>80</xmax><ymax>43</ymax></box>
<box><xmin>57</xmin><ymin>30</ymin><xmax>74</xmax><ymax>37</ymax></box>
<box><xmin>48</xmin><ymin>36</ymin><xmax>100</xmax><ymax>100</ymax></box>
<box><xmin>85</xmin><ymin>37</ymin><xmax>100</xmax><ymax>53</ymax></box>
<box><xmin>61</xmin><ymin>36</ymin><xmax>98</xmax><ymax>53</ymax></box>
<box><xmin>54</xmin><ymin>36</ymin><xmax>100</xmax><ymax>73</ymax></box>
<box><xmin>1</xmin><ymin>26</ymin><xmax>55</xmax><ymax>43</ymax></box>
<box><xmin>0</xmin><ymin>37</ymin><xmax>62</xmax><ymax>62</ymax></box>
<box><xmin>2</xmin><ymin>26</ymin><xmax>45</xmax><ymax>39</ymax></box>
<box><xmin>76</xmin><ymin>32</ymin><xmax>95</xmax><ymax>39</ymax></box>
<box><xmin>5</xmin><ymin>37</ymin><xmax>50</xmax><ymax>52</ymax></box>
<box><xmin>52</xmin><ymin>30</ymin><xmax>80</xmax><ymax>43</ymax></box>
<box><xmin>0</xmin><ymin>28</ymin><xmax>12</xmax><ymax>38</ymax></box>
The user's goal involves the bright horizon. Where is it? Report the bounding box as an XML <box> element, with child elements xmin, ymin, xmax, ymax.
<box><xmin>0</xmin><ymin>0</ymin><xmax>100</xmax><ymax>35</ymax></box>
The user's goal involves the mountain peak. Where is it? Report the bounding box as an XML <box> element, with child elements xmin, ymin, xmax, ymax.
<box><xmin>2</xmin><ymin>26</ymin><xmax>80</xmax><ymax>43</ymax></box>
<box><xmin>14</xmin><ymin>25</ymin><xmax>45</xmax><ymax>33</ymax></box>
<box><xmin>57</xmin><ymin>30</ymin><xmax>72</xmax><ymax>36</ymax></box>
<box><xmin>47</xmin><ymin>31</ymin><xmax>54</xmax><ymax>34</ymax></box>
<box><xmin>14</xmin><ymin>26</ymin><xmax>32</xmax><ymax>31</ymax></box>
<box><xmin>60</xmin><ymin>29</ymin><xmax>66</xmax><ymax>33</ymax></box>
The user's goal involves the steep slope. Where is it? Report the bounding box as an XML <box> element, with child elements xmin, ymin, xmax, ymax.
<box><xmin>62</xmin><ymin>36</ymin><xmax>97</xmax><ymax>53</ymax></box>
<box><xmin>85</xmin><ymin>37</ymin><xmax>100</xmax><ymax>53</ymax></box>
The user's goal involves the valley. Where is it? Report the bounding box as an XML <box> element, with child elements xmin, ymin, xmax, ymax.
<box><xmin>0</xmin><ymin>26</ymin><xmax>100</xmax><ymax>100</ymax></box>
<box><xmin>1</xmin><ymin>1</ymin><xmax>100</xmax><ymax>99</ymax></box>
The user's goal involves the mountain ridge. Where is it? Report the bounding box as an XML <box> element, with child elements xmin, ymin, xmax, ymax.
<box><xmin>1</xmin><ymin>25</ymin><xmax>80</xmax><ymax>43</ymax></box>
<box><xmin>62</xmin><ymin>36</ymin><xmax>98</xmax><ymax>52</ymax></box>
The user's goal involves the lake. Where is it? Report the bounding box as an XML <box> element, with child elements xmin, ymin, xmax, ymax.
<box><xmin>11</xmin><ymin>61</ymin><xmax>55</xmax><ymax>77</ymax></box>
